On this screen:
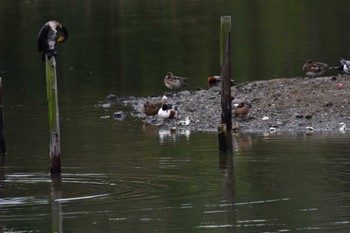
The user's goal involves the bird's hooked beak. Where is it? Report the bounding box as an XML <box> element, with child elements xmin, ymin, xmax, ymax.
<box><xmin>57</xmin><ymin>36</ymin><xmax>65</xmax><ymax>42</ymax></box>
<box><xmin>57</xmin><ymin>26</ymin><xmax>68</xmax><ymax>43</ymax></box>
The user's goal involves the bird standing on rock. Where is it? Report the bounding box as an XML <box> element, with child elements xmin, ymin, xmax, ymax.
<box><xmin>164</xmin><ymin>72</ymin><xmax>187</xmax><ymax>94</ymax></box>
<box><xmin>302</xmin><ymin>60</ymin><xmax>329</xmax><ymax>78</ymax></box>
<box><xmin>38</xmin><ymin>20</ymin><xmax>68</xmax><ymax>61</ymax></box>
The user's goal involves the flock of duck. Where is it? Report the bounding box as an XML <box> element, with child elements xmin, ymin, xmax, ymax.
<box><xmin>144</xmin><ymin>72</ymin><xmax>252</xmax><ymax>121</ymax></box>
<box><xmin>147</xmin><ymin>58</ymin><xmax>350</xmax><ymax>123</ymax></box>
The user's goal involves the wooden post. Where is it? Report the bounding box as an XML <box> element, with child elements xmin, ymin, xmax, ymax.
<box><xmin>221</xmin><ymin>32</ymin><xmax>232</xmax><ymax>130</ymax></box>
<box><xmin>45</xmin><ymin>56</ymin><xmax>61</xmax><ymax>175</ymax></box>
<box><xmin>220</xmin><ymin>16</ymin><xmax>231</xmax><ymax>70</ymax></box>
<box><xmin>218</xmin><ymin>16</ymin><xmax>233</xmax><ymax>152</ymax></box>
<box><xmin>0</xmin><ymin>78</ymin><xmax>6</xmax><ymax>154</ymax></box>
<box><xmin>220</xmin><ymin>16</ymin><xmax>232</xmax><ymax>128</ymax></box>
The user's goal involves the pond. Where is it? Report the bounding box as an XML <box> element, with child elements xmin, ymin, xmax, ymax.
<box><xmin>2</xmin><ymin>127</ymin><xmax>350</xmax><ymax>232</ymax></box>
<box><xmin>1</xmin><ymin>0</ymin><xmax>350</xmax><ymax>232</ymax></box>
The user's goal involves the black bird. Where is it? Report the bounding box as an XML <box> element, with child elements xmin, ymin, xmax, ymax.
<box><xmin>37</xmin><ymin>20</ymin><xmax>68</xmax><ymax>61</ymax></box>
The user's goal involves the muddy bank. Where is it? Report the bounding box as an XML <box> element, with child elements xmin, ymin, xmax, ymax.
<box><xmin>107</xmin><ymin>76</ymin><xmax>350</xmax><ymax>133</ymax></box>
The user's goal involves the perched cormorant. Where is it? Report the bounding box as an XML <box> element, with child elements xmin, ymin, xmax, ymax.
<box><xmin>37</xmin><ymin>20</ymin><xmax>68</xmax><ymax>61</ymax></box>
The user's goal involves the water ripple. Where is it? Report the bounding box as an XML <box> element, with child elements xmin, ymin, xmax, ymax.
<box><xmin>0</xmin><ymin>196</ymin><xmax>48</xmax><ymax>206</ymax></box>
<box><xmin>55</xmin><ymin>194</ymin><xmax>110</xmax><ymax>203</ymax></box>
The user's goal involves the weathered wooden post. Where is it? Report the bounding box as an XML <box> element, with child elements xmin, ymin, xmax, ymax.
<box><xmin>46</xmin><ymin>56</ymin><xmax>61</xmax><ymax>175</ymax></box>
<box><xmin>38</xmin><ymin>20</ymin><xmax>67</xmax><ymax>175</ymax></box>
<box><xmin>0</xmin><ymin>77</ymin><xmax>6</xmax><ymax>155</ymax></box>
<box><xmin>218</xmin><ymin>16</ymin><xmax>233</xmax><ymax>152</ymax></box>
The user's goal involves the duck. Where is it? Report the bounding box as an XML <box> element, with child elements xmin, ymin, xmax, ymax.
<box><xmin>339</xmin><ymin>64</ymin><xmax>350</xmax><ymax>75</ymax></box>
<box><xmin>230</xmin><ymin>96</ymin><xmax>252</xmax><ymax>109</ymax></box>
<box><xmin>143</xmin><ymin>101</ymin><xmax>163</xmax><ymax>116</ymax></box>
<box><xmin>158</xmin><ymin>104</ymin><xmax>177</xmax><ymax>119</ymax></box>
<box><xmin>302</xmin><ymin>60</ymin><xmax>329</xmax><ymax>78</ymax></box>
<box><xmin>37</xmin><ymin>20</ymin><xmax>68</xmax><ymax>61</ymax></box>
<box><xmin>339</xmin><ymin>58</ymin><xmax>350</xmax><ymax>74</ymax></box>
<box><xmin>164</xmin><ymin>72</ymin><xmax>187</xmax><ymax>94</ymax></box>
<box><xmin>340</xmin><ymin>58</ymin><xmax>350</xmax><ymax>66</ymax></box>
<box><xmin>234</xmin><ymin>102</ymin><xmax>252</xmax><ymax>119</ymax></box>
<box><xmin>207</xmin><ymin>76</ymin><xmax>234</xmax><ymax>88</ymax></box>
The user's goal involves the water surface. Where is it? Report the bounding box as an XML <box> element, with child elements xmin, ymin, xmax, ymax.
<box><xmin>1</xmin><ymin>1</ymin><xmax>350</xmax><ymax>232</ymax></box>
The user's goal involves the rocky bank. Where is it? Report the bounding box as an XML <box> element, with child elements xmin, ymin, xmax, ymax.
<box><xmin>106</xmin><ymin>75</ymin><xmax>350</xmax><ymax>133</ymax></box>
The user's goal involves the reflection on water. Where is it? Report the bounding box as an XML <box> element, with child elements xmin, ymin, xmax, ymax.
<box><xmin>158</xmin><ymin>128</ymin><xmax>191</xmax><ymax>144</ymax></box>
<box><xmin>1</xmin><ymin>132</ymin><xmax>350</xmax><ymax>232</ymax></box>
<box><xmin>50</xmin><ymin>176</ymin><xmax>62</xmax><ymax>233</ymax></box>
<box><xmin>142</xmin><ymin>123</ymin><xmax>191</xmax><ymax>144</ymax></box>
<box><xmin>232</xmin><ymin>133</ymin><xmax>253</xmax><ymax>153</ymax></box>
<box><xmin>0</xmin><ymin>155</ymin><xmax>4</xmax><ymax>199</ymax></box>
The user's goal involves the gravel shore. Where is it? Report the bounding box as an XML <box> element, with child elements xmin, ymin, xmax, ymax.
<box><xmin>108</xmin><ymin>75</ymin><xmax>350</xmax><ymax>133</ymax></box>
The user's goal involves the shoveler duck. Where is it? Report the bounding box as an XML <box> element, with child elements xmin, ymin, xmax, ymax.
<box><xmin>207</xmin><ymin>76</ymin><xmax>234</xmax><ymax>88</ymax></box>
<box><xmin>234</xmin><ymin>102</ymin><xmax>252</xmax><ymax>119</ymax></box>
<box><xmin>38</xmin><ymin>20</ymin><xmax>68</xmax><ymax>61</ymax></box>
<box><xmin>143</xmin><ymin>101</ymin><xmax>163</xmax><ymax>116</ymax></box>
<box><xmin>164</xmin><ymin>72</ymin><xmax>187</xmax><ymax>94</ymax></box>
<box><xmin>158</xmin><ymin>104</ymin><xmax>177</xmax><ymax>119</ymax></box>
<box><xmin>302</xmin><ymin>60</ymin><xmax>329</xmax><ymax>78</ymax></box>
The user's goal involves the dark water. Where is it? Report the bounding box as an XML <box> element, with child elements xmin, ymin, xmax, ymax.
<box><xmin>2</xmin><ymin>130</ymin><xmax>350</xmax><ymax>232</ymax></box>
<box><xmin>1</xmin><ymin>0</ymin><xmax>350</xmax><ymax>232</ymax></box>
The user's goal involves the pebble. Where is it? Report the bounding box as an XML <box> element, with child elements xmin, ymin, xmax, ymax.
<box><xmin>102</xmin><ymin>103</ymin><xmax>111</xmax><ymax>108</ymax></box>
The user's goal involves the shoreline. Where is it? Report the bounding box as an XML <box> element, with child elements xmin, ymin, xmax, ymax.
<box><xmin>109</xmin><ymin>76</ymin><xmax>349</xmax><ymax>134</ymax></box>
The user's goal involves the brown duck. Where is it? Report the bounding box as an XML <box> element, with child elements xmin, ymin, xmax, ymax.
<box><xmin>164</xmin><ymin>72</ymin><xmax>187</xmax><ymax>94</ymax></box>
<box><xmin>302</xmin><ymin>60</ymin><xmax>329</xmax><ymax>78</ymax></box>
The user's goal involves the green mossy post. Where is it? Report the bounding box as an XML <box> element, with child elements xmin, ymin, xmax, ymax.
<box><xmin>45</xmin><ymin>55</ymin><xmax>61</xmax><ymax>175</ymax></box>
<box><xmin>218</xmin><ymin>16</ymin><xmax>233</xmax><ymax>152</ymax></box>
<box><xmin>0</xmin><ymin>78</ymin><xmax>6</xmax><ymax>154</ymax></box>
